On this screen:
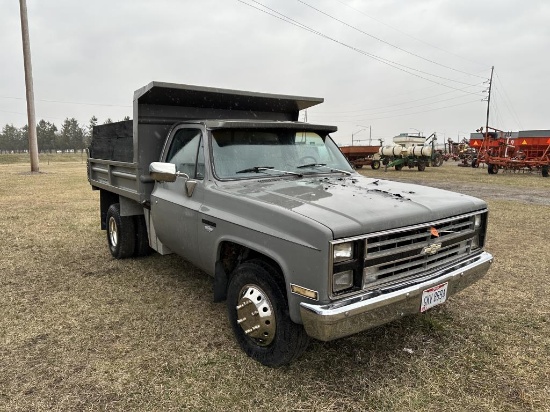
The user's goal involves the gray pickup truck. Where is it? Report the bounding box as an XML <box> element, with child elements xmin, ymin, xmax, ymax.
<box><xmin>87</xmin><ymin>82</ymin><xmax>493</xmax><ymax>366</ymax></box>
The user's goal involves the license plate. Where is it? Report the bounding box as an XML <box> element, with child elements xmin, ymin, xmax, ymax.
<box><xmin>420</xmin><ymin>282</ymin><xmax>448</xmax><ymax>312</ymax></box>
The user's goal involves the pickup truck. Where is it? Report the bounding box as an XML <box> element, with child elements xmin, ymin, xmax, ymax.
<box><xmin>87</xmin><ymin>82</ymin><xmax>493</xmax><ymax>366</ymax></box>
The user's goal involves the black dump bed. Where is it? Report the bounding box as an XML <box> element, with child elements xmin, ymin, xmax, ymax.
<box><xmin>87</xmin><ymin>81</ymin><xmax>325</xmax><ymax>202</ymax></box>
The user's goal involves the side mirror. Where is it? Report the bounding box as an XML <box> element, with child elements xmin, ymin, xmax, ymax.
<box><xmin>149</xmin><ymin>162</ymin><xmax>178</xmax><ymax>182</ymax></box>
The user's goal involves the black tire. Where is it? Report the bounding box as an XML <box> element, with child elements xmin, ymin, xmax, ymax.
<box><xmin>472</xmin><ymin>159</ymin><xmax>479</xmax><ymax>168</ymax></box>
<box><xmin>542</xmin><ymin>166</ymin><xmax>549</xmax><ymax>177</ymax></box>
<box><xmin>134</xmin><ymin>215</ymin><xmax>152</xmax><ymax>257</ymax></box>
<box><xmin>487</xmin><ymin>164</ymin><xmax>498</xmax><ymax>175</ymax></box>
<box><xmin>106</xmin><ymin>203</ymin><xmax>136</xmax><ymax>259</ymax></box>
<box><xmin>395</xmin><ymin>164</ymin><xmax>403</xmax><ymax>171</ymax></box>
<box><xmin>371</xmin><ymin>160</ymin><xmax>381</xmax><ymax>170</ymax></box>
<box><xmin>354</xmin><ymin>164</ymin><xmax>363</xmax><ymax>169</ymax></box>
<box><xmin>227</xmin><ymin>259</ymin><xmax>309</xmax><ymax>367</ymax></box>
<box><xmin>417</xmin><ymin>162</ymin><xmax>426</xmax><ymax>171</ymax></box>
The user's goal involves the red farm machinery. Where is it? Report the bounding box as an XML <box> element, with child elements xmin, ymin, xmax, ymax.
<box><xmin>469</xmin><ymin>128</ymin><xmax>550</xmax><ymax>177</ymax></box>
<box><xmin>339</xmin><ymin>145</ymin><xmax>382</xmax><ymax>170</ymax></box>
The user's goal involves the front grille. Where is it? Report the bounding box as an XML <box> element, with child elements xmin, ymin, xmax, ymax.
<box><xmin>363</xmin><ymin>214</ymin><xmax>477</xmax><ymax>291</ymax></box>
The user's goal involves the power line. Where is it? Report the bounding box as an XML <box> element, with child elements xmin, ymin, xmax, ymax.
<box><xmin>334</xmin><ymin>0</ymin><xmax>484</xmax><ymax>67</ymax></box>
<box><xmin>494</xmin><ymin>72</ymin><xmax>523</xmax><ymax>130</ymax></box>
<box><xmin>298</xmin><ymin>0</ymin><xmax>486</xmax><ymax>80</ymax></box>
<box><xmin>238</xmin><ymin>0</ymin><xmax>486</xmax><ymax>92</ymax></box>
<box><xmin>312</xmin><ymin>81</ymin><xmax>485</xmax><ymax>114</ymax></box>
<box><xmin>315</xmin><ymin>93</ymin><xmax>485</xmax><ymax>119</ymax></box>
<box><xmin>310</xmin><ymin>98</ymin><xmax>481</xmax><ymax>122</ymax></box>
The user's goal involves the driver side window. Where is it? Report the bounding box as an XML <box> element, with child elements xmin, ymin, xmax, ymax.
<box><xmin>166</xmin><ymin>128</ymin><xmax>205</xmax><ymax>179</ymax></box>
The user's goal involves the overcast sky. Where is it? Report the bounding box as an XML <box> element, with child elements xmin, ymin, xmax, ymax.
<box><xmin>2</xmin><ymin>0</ymin><xmax>549</xmax><ymax>146</ymax></box>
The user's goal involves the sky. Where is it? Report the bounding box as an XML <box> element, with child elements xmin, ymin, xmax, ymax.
<box><xmin>1</xmin><ymin>0</ymin><xmax>549</xmax><ymax>146</ymax></box>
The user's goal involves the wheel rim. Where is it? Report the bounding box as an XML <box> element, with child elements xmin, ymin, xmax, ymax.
<box><xmin>236</xmin><ymin>284</ymin><xmax>276</xmax><ymax>346</ymax></box>
<box><xmin>108</xmin><ymin>216</ymin><xmax>118</xmax><ymax>248</ymax></box>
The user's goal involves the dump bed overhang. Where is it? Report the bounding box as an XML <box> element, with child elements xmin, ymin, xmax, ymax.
<box><xmin>134</xmin><ymin>81</ymin><xmax>324</xmax><ymax>123</ymax></box>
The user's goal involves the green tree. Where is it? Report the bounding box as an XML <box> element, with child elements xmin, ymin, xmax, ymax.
<box><xmin>37</xmin><ymin>120</ymin><xmax>58</xmax><ymax>153</ymax></box>
<box><xmin>1</xmin><ymin>124</ymin><xmax>24</xmax><ymax>153</ymax></box>
<box><xmin>59</xmin><ymin>118</ymin><xmax>86</xmax><ymax>152</ymax></box>
<box><xmin>86</xmin><ymin>116</ymin><xmax>98</xmax><ymax>148</ymax></box>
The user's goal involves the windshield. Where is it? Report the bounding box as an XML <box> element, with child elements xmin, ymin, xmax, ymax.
<box><xmin>211</xmin><ymin>129</ymin><xmax>353</xmax><ymax>179</ymax></box>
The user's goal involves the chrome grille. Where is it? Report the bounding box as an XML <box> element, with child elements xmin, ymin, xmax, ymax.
<box><xmin>363</xmin><ymin>214</ymin><xmax>477</xmax><ymax>291</ymax></box>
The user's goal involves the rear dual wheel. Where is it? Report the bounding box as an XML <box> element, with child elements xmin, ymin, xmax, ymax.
<box><xmin>106</xmin><ymin>204</ymin><xmax>151</xmax><ymax>259</ymax></box>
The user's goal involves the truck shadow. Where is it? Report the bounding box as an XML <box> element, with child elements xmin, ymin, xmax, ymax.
<box><xmin>144</xmin><ymin>253</ymin><xmax>460</xmax><ymax>378</ymax></box>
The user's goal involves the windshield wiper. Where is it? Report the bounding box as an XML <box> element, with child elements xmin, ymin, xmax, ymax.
<box><xmin>296</xmin><ymin>163</ymin><xmax>327</xmax><ymax>169</ymax></box>
<box><xmin>236</xmin><ymin>166</ymin><xmax>274</xmax><ymax>174</ymax></box>
<box><xmin>236</xmin><ymin>166</ymin><xmax>303</xmax><ymax>177</ymax></box>
<box><xmin>296</xmin><ymin>163</ymin><xmax>352</xmax><ymax>176</ymax></box>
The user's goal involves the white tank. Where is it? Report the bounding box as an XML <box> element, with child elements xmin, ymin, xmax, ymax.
<box><xmin>379</xmin><ymin>145</ymin><xmax>403</xmax><ymax>156</ymax></box>
<box><xmin>410</xmin><ymin>146</ymin><xmax>432</xmax><ymax>157</ymax></box>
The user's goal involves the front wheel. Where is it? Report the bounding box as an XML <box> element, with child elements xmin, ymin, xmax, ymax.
<box><xmin>227</xmin><ymin>260</ymin><xmax>309</xmax><ymax>367</ymax></box>
<box><xmin>106</xmin><ymin>203</ymin><xmax>136</xmax><ymax>259</ymax></box>
<box><xmin>371</xmin><ymin>160</ymin><xmax>381</xmax><ymax>170</ymax></box>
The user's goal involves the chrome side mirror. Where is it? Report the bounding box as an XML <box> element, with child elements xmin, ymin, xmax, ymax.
<box><xmin>150</xmin><ymin>162</ymin><xmax>191</xmax><ymax>183</ymax></box>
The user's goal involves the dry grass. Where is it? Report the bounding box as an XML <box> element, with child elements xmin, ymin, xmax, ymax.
<box><xmin>1</xmin><ymin>157</ymin><xmax>549</xmax><ymax>411</ymax></box>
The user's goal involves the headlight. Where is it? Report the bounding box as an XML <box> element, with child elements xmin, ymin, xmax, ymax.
<box><xmin>333</xmin><ymin>242</ymin><xmax>354</xmax><ymax>263</ymax></box>
<box><xmin>333</xmin><ymin>270</ymin><xmax>353</xmax><ymax>292</ymax></box>
<box><xmin>474</xmin><ymin>214</ymin><xmax>482</xmax><ymax>228</ymax></box>
<box><xmin>471</xmin><ymin>234</ymin><xmax>480</xmax><ymax>249</ymax></box>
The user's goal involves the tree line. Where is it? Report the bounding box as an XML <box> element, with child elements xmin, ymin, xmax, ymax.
<box><xmin>0</xmin><ymin>116</ymin><xmax>129</xmax><ymax>153</ymax></box>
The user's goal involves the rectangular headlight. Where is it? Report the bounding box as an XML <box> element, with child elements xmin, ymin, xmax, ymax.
<box><xmin>474</xmin><ymin>214</ymin><xmax>482</xmax><ymax>228</ymax></box>
<box><xmin>471</xmin><ymin>234</ymin><xmax>480</xmax><ymax>250</ymax></box>
<box><xmin>333</xmin><ymin>242</ymin><xmax>353</xmax><ymax>263</ymax></box>
<box><xmin>333</xmin><ymin>270</ymin><xmax>353</xmax><ymax>292</ymax></box>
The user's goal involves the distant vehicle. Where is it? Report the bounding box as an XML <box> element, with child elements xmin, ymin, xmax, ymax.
<box><xmin>87</xmin><ymin>82</ymin><xmax>493</xmax><ymax>366</ymax></box>
<box><xmin>379</xmin><ymin>133</ymin><xmax>443</xmax><ymax>171</ymax></box>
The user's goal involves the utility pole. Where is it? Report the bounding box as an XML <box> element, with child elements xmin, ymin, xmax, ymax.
<box><xmin>369</xmin><ymin>126</ymin><xmax>372</xmax><ymax>145</ymax></box>
<box><xmin>19</xmin><ymin>0</ymin><xmax>39</xmax><ymax>172</ymax></box>
<box><xmin>484</xmin><ymin>66</ymin><xmax>494</xmax><ymax>140</ymax></box>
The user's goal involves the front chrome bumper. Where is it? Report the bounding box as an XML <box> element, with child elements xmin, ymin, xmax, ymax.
<box><xmin>300</xmin><ymin>251</ymin><xmax>493</xmax><ymax>341</ymax></box>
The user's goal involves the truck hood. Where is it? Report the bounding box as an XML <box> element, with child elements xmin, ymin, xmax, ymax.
<box><xmin>215</xmin><ymin>174</ymin><xmax>487</xmax><ymax>238</ymax></box>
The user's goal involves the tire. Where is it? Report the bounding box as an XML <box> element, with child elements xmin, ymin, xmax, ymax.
<box><xmin>371</xmin><ymin>160</ymin><xmax>381</xmax><ymax>170</ymax></box>
<box><xmin>106</xmin><ymin>203</ymin><xmax>136</xmax><ymax>259</ymax></box>
<box><xmin>417</xmin><ymin>162</ymin><xmax>426</xmax><ymax>171</ymax></box>
<box><xmin>487</xmin><ymin>164</ymin><xmax>498</xmax><ymax>175</ymax></box>
<box><xmin>472</xmin><ymin>158</ymin><xmax>479</xmax><ymax>168</ymax></box>
<box><xmin>395</xmin><ymin>164</ymin><xmax>403</xmax><ymax>171</ymax></box>
<box><xmin>354</xmin><ymin>164</ymin><xmax>363</xmax><ymax>169</ymax></box>
<box><xmin>542</xmin><ymin>166</ymin><xmax>549</xmax><ymax>177</ymax></box>
<box><xmin>134</xmin><ymin>215</ymin><xmax>152</xmax><ymax>257</ymax></box>
<box><xmin>227</xmin><ymin>259</ymin><xmax>309</xmax><ymax>367</ymax></box>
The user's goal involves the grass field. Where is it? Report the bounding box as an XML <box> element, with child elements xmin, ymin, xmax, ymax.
<box><xmin>1</xmin><ymin>156</ymin><xmax>549</xmax><ymax>411</ymax></box>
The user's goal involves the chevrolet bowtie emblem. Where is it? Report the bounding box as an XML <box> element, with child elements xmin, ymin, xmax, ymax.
<box><xmin>421</xmin><ymin>243</ymin><xmax>442</xmax><ymax>256</ymax></box>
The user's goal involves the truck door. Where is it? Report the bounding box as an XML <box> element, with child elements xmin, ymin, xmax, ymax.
<box><xmin>150</xmin><ymin>127</ymin><xmax>205</xmax><ymax>266</ymax></box>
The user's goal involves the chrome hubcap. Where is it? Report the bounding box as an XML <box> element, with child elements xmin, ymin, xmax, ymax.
<box><xmin>108</xmin><ymin>216</ymin><xmax>118</xmax><ymax>248</ymax></box>
<box><xmin>236</xmin><ymin>284</ymin><xmax>276</xmax><ymax>346</ymax></box>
